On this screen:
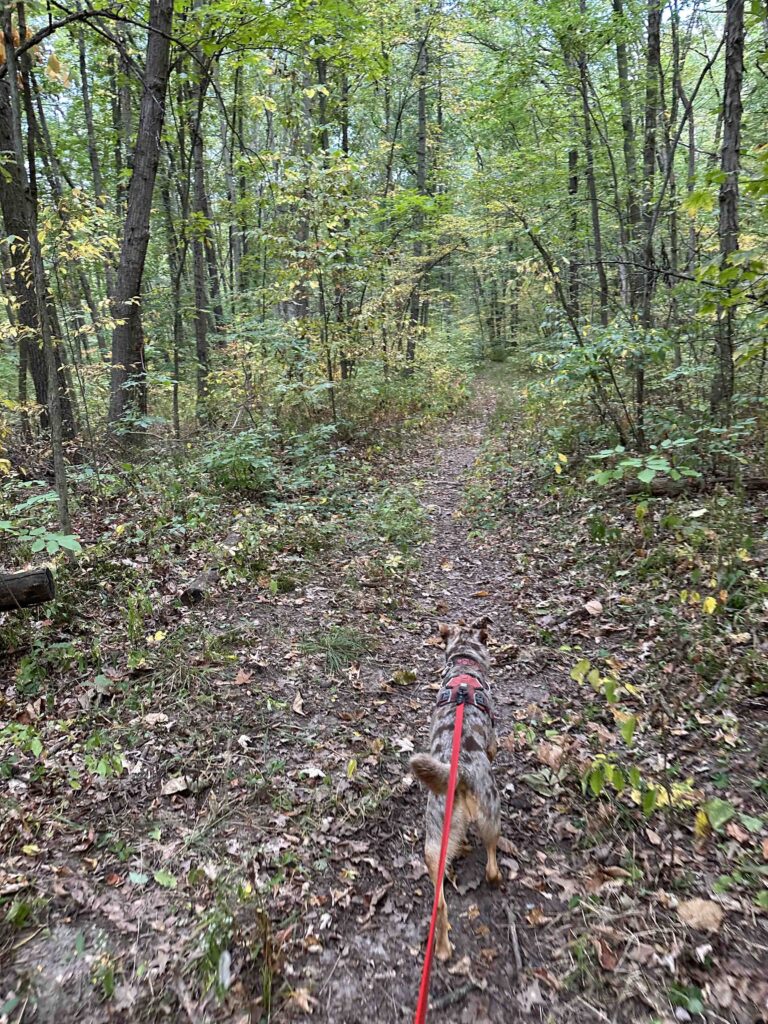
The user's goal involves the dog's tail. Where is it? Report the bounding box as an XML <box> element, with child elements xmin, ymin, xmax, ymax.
<box><xmin>410</xmin><ymin>754</ymin><xmax>465</xmax><ymax>795</ymax></box>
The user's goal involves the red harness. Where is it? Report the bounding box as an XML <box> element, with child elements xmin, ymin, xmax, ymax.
<box><xmin>436</xmin><ymin>658</ymin><xmax>493</xmax><ymax>720</ymax></box>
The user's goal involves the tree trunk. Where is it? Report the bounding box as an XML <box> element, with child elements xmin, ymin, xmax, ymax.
<box><xmin>712</xmin><ymin>0</ymin><xmax>745</xmax><ymax>419</ymax></box>
<box><xmin>79</xmin><ymin>30</ymin><xmax>116</xmax><ymax>300</ymax></box>
<box><xmin>635</xmin><ymin>0</ymin><xmax>662</xmax><ymax>449</ymax></box>
<box><xmin>407</xmin><ymin>26</ymin><xmax>428</xmax><ymax>364</ymax></box>
<box><xmin>189</xmin><ymin>68</ymin><xmax>212</xmax><ymax>421</ymax></box>
<box><xmin>3</xmin><ymin>7</ymin><xmax>71</xmax><ymax>531</ymax></box>
<box><xmin>575</xmin><ymin>17</ymin><xmax>609</xmax><ymax>327</ymax></box>
<box><xmin>612</xmin><ymin>0</ymin><xmax>641</xmax><ymax>306</ymax></box>
<box><xmin>0</xmin><ymin>59</ymin><xmax>76</xmax><ymax>438</ymax></box>
<box><xmin>108</xmin><ymin>0</ymin><xmax>174</xmax><ymax>428</ymax></box>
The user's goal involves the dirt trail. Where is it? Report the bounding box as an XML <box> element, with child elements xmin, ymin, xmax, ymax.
<box><xmin>288</xmin><ymin>387</ymin><xmax>557</xmax><ymax>1023</ymax></box>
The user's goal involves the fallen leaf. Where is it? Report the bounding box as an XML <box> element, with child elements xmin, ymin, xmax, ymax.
<box><xmin>161</xmin><ymin>776</ymin><xmax>190</xmax><ymax>797</ymax></box>
<box><xmin>629</xmin><ymin>942</ymin><xmax>657</xmax><ymax>965</ymax></box>
<box><xmin>536</xmin><ymin>740</ymin><xmax>564</xmax><ymax>771</ymax></box>
<box><xmin>448</xmin><ymin>954</ymin><xmax>472</xmax><ymax>976</ymax></box>
<box><xmin>393</xmin><ymin>735</ymin><xmax>414</xmax><ymax>753</ymax></box>
<box><xmin>440</xmin><ymin>560</ymin><xmax>454</xmax><ymax>572</ymax></box>
<box><xmin>287</xmin><ymin>987</ymin><xmax>317</xmax><ymax>1014</ymax></box>
<box><xmin>585</xmin><ymin>599</ymin><xmax>603</xmax><ymax>616</ymax></box>
<box><xmin>593</xmin><ymin>937</ymin><xmax>618</xmax><ymax>971</ymax></box>
<box><xmin>677</xmin><ymin>898</ymin><xmax>724</xmax><ymax>932</ymax></box>
<box><xmin>725</xmin><ymin>821</ymin><xmax>750</xmax><ymax>844</ymax></box>
<box><xmin>292</xmin><ymin>691</ymin><xmax>305</xmax><ymax>715</ymax></box>
<box><xmin>144</xmin><ymin>712</ymin><xmax>169</xmax><ymax>726</ymax></box>
<box><xmin>233</xmin><ymin>669</ymin><xmax>253</xmax><ymax>686</ymax></box>
<box><xmin>497</xmin><ymin>836</ymin><xmax>516</xmax><ymax>855</ymax></box>
<box><xmin>526</xmin><ymin>906</ymin><xmax>551</xmax><ymax>927</ymax></box>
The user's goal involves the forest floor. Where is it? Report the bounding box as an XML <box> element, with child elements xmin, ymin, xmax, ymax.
<box><xmin>2</xmin><ymin>371</ymin><xmax>767</xmax><ymax>1024</ymax></box>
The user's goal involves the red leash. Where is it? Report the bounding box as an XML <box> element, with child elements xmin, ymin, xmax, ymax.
<box><xmin>413</xmin><ymin>694</ymin><xmax>467</xmax><ymax>1024</ymax></box>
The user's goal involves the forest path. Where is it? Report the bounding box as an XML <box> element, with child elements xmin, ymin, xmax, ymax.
<box><xmin>287</xmin><ymin>379</ymin><xmax>566</xmax><ymax>1023</ymax></box>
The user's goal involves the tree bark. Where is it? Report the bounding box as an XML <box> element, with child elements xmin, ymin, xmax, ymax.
<box><xmin>0</xmin><ymin>44</ymin><xmax>76</xmax><ymax>439</ymax></box>
<box><xmin>575</xmin><ymin>10</ymin><xmax>608</xmax><ymax>327</ymax></box>
<box><xmin>0</xmin><ymin>568</ymin><xmax>55</xmax><ymax>611</ymax></box>
<box><xmin>612</xmin><ymin>0</ymin><xmax>641</xmax><ymax>307</ymax></box>
<box><xmin>407</xmin><ymin>25</ymin><xmax>429</xmax><ymax>363</ymax></box>
<box><xmin>712</xmin><ymin>0</ymin><xmax>745</xmax><ymax>419</ymax></box>
<box><xmin>108</xmin><ymin>0</ymin><xmax>174</xmax><ymax>428</ymax></box>
<box><xmin>3</xmin><ymin>6</ymin><xmax>72</xmax><ymax>531</ymax></box>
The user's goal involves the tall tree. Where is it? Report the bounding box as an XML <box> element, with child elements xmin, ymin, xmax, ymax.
<box><xmin>108</xmin><ymin>0</ymin><xmax>174</xmax><ymax>427</ymax></box>
<box><xmin>712</xmin><ymin>0</ymin><xmax>745</xmax><ymax>418</ymax></box>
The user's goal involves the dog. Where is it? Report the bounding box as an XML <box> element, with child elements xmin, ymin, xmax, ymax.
<box><xmin>410</xmin><ymin>621</ymin><xmax>501</xmax><ymax>961</ymax></box>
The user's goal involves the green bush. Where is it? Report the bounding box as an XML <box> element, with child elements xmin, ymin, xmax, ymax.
<box><xmin>201</xmin><ymin>428</ymin><xmax>280</xmax><ymax>494</ymax></box>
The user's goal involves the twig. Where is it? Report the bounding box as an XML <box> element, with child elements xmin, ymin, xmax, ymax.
<box><xmin>574</xmin><ymin>994</ymin><xmax>612</xmax><ymax>1023</ymax></box>
<box><xmin>506</xmin><ymin>905</ymin><xmax>524</xmax><ymax>974</ymax></box>
<box><xmin>317</xmin><ymin>946</ymin><xmax>345</xmax><ymax>996</ymax></box>
<box><xmin>430</xmin><ymin>981</ymin><xmax>476</xmax><ymax>1011</ymax></box>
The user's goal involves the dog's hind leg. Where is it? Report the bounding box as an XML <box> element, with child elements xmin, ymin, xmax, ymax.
<box><xmin>477</xmin><ymin>788</ymin><xmax>502</xmax><ymax>886</ymax></box>
<box><xmin>425</xmin><ymin>843</ymin><xmax>452</xmax><ymax>961</ymax></box>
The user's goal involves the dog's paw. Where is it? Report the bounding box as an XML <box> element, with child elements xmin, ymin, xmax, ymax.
<box><xmin>486</xmin><ymin>865</ymin><xmax>502</xmax><ymax>887</ymax></box>
<box><xmin>436</xmin><ymin>938</ymin><xmax>453</xmax><ymax>962</ymax></box>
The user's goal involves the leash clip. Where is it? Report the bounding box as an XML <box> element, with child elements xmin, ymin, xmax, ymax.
<box><xmin>455</xmin><ymin>682</ymin><xmax>469</xmax><ymax>705</ymax></box>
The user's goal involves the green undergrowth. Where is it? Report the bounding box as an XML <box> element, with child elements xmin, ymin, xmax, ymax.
<box><xmin>0</xmin><ymin>387</ymin><xmax>447</xmax><ymax>815</ymax></box>
<box><xmin>471</xmin><ymin>362</ymin><xmax>768</xmax><ymax>912</ymax></box>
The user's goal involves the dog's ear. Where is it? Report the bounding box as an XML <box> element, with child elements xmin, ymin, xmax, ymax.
<box><xmin>471</xmin><ymin>615</ymin><xmax>492</xmax><ymax>644</ymax></box>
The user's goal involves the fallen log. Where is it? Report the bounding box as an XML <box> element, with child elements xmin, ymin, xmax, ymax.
<box><xmin>181</xmin><ymin>569</ymin><xmax>220</xmax><ymax>606</ymax></box>
<box><xmin>0</xmin><ymin>568</ymin><xmax>56</xmax><ymax>611</ymax></box>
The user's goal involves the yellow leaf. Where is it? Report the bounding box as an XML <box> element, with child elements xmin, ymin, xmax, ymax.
<box><xmin>554</xmin><ymin>463</ymin><xmax>562</xmax><ymax>475</ymax></box>
<box><xmin>702</xmin><ymin>596</ymin><xmax>717</xmax><ymax>615</ymax></box>
<box><xmin>557</xmin><ymin>453</ymin><xmax>568</xmax><ymax>464</ymax></box>
<box><xmin>0</xmin><ymin>458</ymin><xmax>11</xmax><ymax>475</ymax></box>
<box><xmin>694</xmin><ymin>809</ymin><xmax>710</xmax><ymax>839</ymax></box>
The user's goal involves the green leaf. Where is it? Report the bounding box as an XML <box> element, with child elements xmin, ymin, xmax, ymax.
<box><xmin>637</xmin><ymin>468</ymin><xmax>656</xmax><ymax>484</ymax></box>
<box><xmin>129</xmin><ymin>871</ymin><xmax>149</xmax><ymax>886</ymax></box>
<box><xmin>570</xmin><ymin>659</ymin><xmax>590</xmax><ymax>683</ymax></box>
<box><xmin>58</xmin><ymin>535</ymin><xmax>82</xmax><ymax>552</ymax></box>
<box><xmin>620</xmin><ymin>715</ymin><xmax>637</xmax><ymax>745</ymax></box>
<box><xmin>153</xmin><ymin>870</ymin><xmax>177</xmax><ymax>889</ymax></box>
<box><xmin>642</xmin><ymin>788</ymin><xmax>658</xmax><ymax>816</ymax></box>
<box><xmin>755</xmin><ymin>891</ymin><xmax>768</xmax><ymax>910</ymax></box>
<box><xmin>589</xmin><ymin>765</ymin><xmax>605</xmax><ymax>796</ymax></box>
<box><xmin>738</xmin><ymin>814</ymin><xmax>764</xmax><ymax>834</ymax></box>
<box><xmin>30</xmin><ymin>737</ymin><xmax>43</xmax><ymax>757</ymax></box>
<box><xmin>704</xmin><ymin>798</ymin><xmax>736</xmax><ymax>830</ymax></box>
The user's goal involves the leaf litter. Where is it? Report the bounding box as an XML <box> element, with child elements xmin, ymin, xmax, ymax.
<box><xmin>1</xmin><ymin>379</ymin><xmax>766</xmax><ymax>1023</ymax></box>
